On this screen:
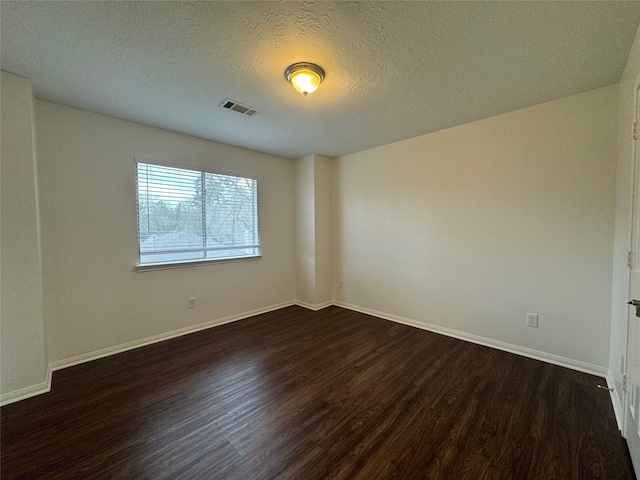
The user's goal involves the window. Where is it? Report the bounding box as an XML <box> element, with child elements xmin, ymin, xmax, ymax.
<box><xmin>135</xmin><ymin>158</ymin><xmax>259</xmax><ymax>268</ymax></box>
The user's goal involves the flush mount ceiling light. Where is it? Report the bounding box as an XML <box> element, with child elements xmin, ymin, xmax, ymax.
<box><xmin>284</xmin><ymin>62</ymin><xmax>325</xmax><ymax>96</ymax></box>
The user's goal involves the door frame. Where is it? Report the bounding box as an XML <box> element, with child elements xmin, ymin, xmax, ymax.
<box><xmin>622</xmin><ymin>74</ymin><xmax>640</xmax><ymax>445</ymax></box>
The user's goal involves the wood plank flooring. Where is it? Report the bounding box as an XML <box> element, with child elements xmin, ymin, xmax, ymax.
<box><xmin>1</xmin><ymin>306</ymin><xmax>636</xmax><ymax>479</ymax></box>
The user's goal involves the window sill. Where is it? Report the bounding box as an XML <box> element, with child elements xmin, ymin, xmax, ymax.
<box><xmin>134</xmin><ymin>255</ymin><xmax>261</xmax><ymax>272</ymax></box>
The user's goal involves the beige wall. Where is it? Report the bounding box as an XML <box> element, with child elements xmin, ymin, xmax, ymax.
<box><xmin>610</xmin><ymin>22</ymin><xmax>640</xmax><ymax>419</ymax></box>
<box><xmin>334</xmin><ymin>85</ymin><xmax>619</xmax><ymax>370</ymax></box>
<box><xmin>295</xmin><ymin>155</ymin><xmax>316</xmax><ymax>304</ymax></box>
<box><xmin>35</xmin><ymin>101</ymin><xmax>296</xmax><ymax>364</ymax></box>
<box><xmin>313</xmin><ymin>155</ymin><xmax>332</xmax><ymax>305</ymax></box>
<box><xmin>294</xmin><ymin>154</ymin><xmax>332</xmax><ymax>307</ymax></box>
<box><xmin>0</xmin><ymin>72</ymin><xmax>625</xmax><ymax>400</ymax></box>
<box><xmin>0</xmin><ymin>72</ymin><xmax>48</xmax><ymax>400</ymax></box>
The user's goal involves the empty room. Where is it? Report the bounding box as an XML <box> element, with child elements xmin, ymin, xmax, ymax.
<box><xmin>3</xmin><ymin>1</ymin><xmax>640</xmax><ymax>479</ymax></box>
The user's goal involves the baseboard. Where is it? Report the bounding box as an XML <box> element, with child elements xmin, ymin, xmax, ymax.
<box><xmin>50</xmin><ymin>300</ymin><xmax>296</xmax><ymax>372</ymax></box>
<box><xmin>295</xmin><ymin>300</ymin><xmax>333</xmax><ymax>311</ymax></box>
<box><xmin>49</xmin><ymin>299</ymin><xmax>611</xmax><ymax>378</ymax></box>
<box><xmin>3</xmin><ymin>298</ymin><xmax>611</xmax><ymax>407</ymax></box>
<box><xmin>0</xmin><ymin>366</ymin><xmax>52</xmax><ymax>407</ymax></box>
<box><xmin>3</xmin><ymin>301</ymin><xmax>296</xmax><ymax>406</ymax></box>
<box><xmin>607</xmin><ymin>370</ymin><xmax>624</xmax><ymax>432</ymax></box>
<box><xmin>335</xmin><ymin>301</ymin><xmax>608</xmax><ymax>377</ymax></box>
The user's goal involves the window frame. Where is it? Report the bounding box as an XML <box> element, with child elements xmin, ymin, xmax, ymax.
<box><xmin>134</xmin><ymin>156</ymin><xmax>261</xmax><ymax>271</ymax></box>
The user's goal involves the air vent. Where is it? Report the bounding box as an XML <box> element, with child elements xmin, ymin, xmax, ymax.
<box><xmin>219</xmin><ymin>98</ymin><xmax>259</xmax><ymax>116</ymax></box>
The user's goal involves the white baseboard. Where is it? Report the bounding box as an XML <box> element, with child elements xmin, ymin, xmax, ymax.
<box><xmin>335</xmin><ymin>301</ymin><xmax>608</xmax><ymax>377</ymax></box>
<box><xmin>295</xmin><ymin>300</ymin><xmax>333</xmax><ymax>311</ymax></box>
<box><xmin>50</xmin><ymin>300</ymin><xmax>296</xmax><ymax>372</ymax></box>
<box><xmin>607</xmin><ymin>370</ymin><xmax>624</xmax><ymax>432</ymax></box>
<box><xmin>1</xmin><ymin>366</ymin><xmax>52</xmax><ymax>407</ymax></box>
<box><xmin>2</xmin><ymin>301</ymin><xmax>295</xmax><ymax>405</ymax></box>
<box><xmin>3</xmin><ymin>299</ymin><xmax>611</xmax><ymax>407</ymax></box>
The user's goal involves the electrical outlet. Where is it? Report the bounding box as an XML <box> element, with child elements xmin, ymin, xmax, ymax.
<box><xmin>339</xmin><ymin>280</ymin><xmax>344</xmax><ymax>289</ymax></box>
<box><xmin>526</xmin><ymin>313</ymin><xmax>538</xmax><ymax>328</ymax></box>
<box><xmin>188</xmin><ymin>297</ymin><xmax>196</xmax><ymax>309</ymax></box>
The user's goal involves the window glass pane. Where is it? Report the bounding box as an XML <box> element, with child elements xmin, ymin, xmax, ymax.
<box><xmin>204</xmin><ymin>173</ymin><xmax>258</xmax><ymax>259</ymax></box>
<box><xmin>136</xmin><ymin>161</ymin><xmax>259</xmax><ymax>266</ymax></box>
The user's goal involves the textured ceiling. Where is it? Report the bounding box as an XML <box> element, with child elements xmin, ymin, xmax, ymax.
<box><xmin>2</xmin><ymin>1</ymin><xmax>640</xmax><ymax>159</ymax></box>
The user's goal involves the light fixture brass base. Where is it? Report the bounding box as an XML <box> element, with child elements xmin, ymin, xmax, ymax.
<box><xmin>284</xmin><ymin>62</ymin><xmax>325</xmax><ymax>83</ymax></box>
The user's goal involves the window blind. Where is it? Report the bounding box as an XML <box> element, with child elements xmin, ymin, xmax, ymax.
<box><xmin>135</xmin><ymin>160</ymin><xmax>259</xmax><ymax>266</ymax></box>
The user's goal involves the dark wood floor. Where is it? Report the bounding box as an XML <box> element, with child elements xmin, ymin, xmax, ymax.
<box><xmin>1</xmin><ymin>306</ymin><xmax>635</xmax><ymax>479</ymax></box>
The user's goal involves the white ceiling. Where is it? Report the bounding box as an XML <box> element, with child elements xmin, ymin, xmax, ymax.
<box><xmin>2</xmin><ymin>1</ymin><xmax>640</xmax><ymax>160</ymax></box>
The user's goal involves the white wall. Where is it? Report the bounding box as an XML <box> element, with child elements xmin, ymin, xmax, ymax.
<box><xmin>0</xmin><ymin>72</ymin><xmax>48</xmax><ymax>400</ymax></box>
<box><xmin>0</xmin><ymin>74</ymin><xmax>625</xmax><ymax>401</ymax></box>
<box><xmin>334</xmin><ymin>85</ymin><xmax>619</xmax><ymax>370</ymax></box>
<box><xmin>294</xmin><ymin>154</ymin><xmax>332</xmax><ymax>307</ymax></box>
<box><xmin>610</xmin><ymin>23</ymin><xmax>640</xmax><ymax>421</ymax></box>
<box><xmin>295</xmin><ymin>155</ymin><xmax>316</xmax><ymax>304</ymax></box>
<box><xmin>313</xmin><ymin>155</ymin><xmax>332</xmax><ymax>305</ymax></box>
<box><xmin>35</xmin><ymin>101</ymin><xmax>296</xmax><ymax>364</ymax></box>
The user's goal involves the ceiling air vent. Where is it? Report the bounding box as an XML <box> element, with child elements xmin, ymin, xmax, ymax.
<box><xmin>219</xmin><ymin>98</ymin><xmax>259</xmax><ymax>116</ymax></box>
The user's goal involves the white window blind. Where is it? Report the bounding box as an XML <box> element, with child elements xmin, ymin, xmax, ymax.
<box><xmin>135</xmin><ymin>159</ymin><xmax>259</xmax><ymax>266</ymax></box>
